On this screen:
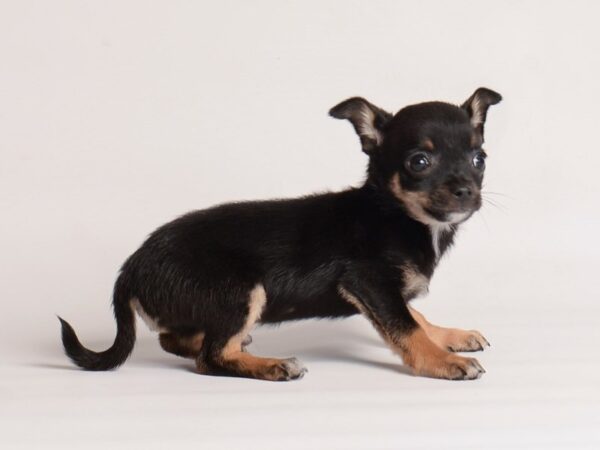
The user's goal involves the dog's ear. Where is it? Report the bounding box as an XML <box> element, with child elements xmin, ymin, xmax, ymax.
<box><xmin>461</xmin><ymin>88</ymin><xmax>502</xmax><ymax>138</ymax></box>
<box><xmin>329</xmin><ymin>97</ymin><xmax>393</xmax><ymax>154</ymax></box>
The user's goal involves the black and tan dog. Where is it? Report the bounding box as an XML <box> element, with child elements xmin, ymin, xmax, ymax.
<box><xmin>59</xmin><ymin>88</ymin><xmax>501</xmax><ymax>381</ymax></box>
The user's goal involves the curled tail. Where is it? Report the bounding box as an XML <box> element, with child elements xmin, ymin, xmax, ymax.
<box><xmin>58</xmin><ymin>283</ymin><xmax>136</xmax><ymax>371</ymax></box>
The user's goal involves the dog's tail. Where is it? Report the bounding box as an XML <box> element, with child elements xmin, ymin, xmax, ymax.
<box><xmin>58</xmin><ymin>278</ymin><xmax>136</xmax><ymax>371</ymax></box>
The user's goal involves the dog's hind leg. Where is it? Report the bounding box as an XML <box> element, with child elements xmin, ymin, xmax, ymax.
<box><xmin>159</xmin><ymin>331</ymin><xmax>205</xmax><ymax>359</ymax></box>
<box><xmin>195</xmin><ymin>284</ymin><xmax>307</xmax><ymax>381</ymax></box>
<box><xmin>409</xmin><ymin>307</ymin><xmax>490</xmax><ymax>352</ymax></box>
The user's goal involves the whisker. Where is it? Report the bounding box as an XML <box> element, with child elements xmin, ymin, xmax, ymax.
<box><xmin>475</xmin><ymin>208</ymin><xmax>491</xmax><ymax>233</ymax></box>
<box><xmin>482</xmin><ymin>198</ymin><xmax>508</xmax><ymax>213</ymax></box>
<box><xmin>481</xmin><ymin>189</ymin><xmax>514</xmax><ymax>200</ymax></box>
<box><xmin>482</xmin><ymin>196</ymin><xmax>504</xmax><ymax>207</ymax></box>
<box><xmin>482</xmin><ymin>197</ymin><xmax>502</xmax><ymax>207</ymax></box>
<box><xmin>482</xmin><ymin>193</ymin><xmax>508</xmax><ymax>207</ymax></box>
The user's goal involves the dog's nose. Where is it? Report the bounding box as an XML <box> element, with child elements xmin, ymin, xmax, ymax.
<box><xmin>453</xmin><ymin>187</ymin><xmax>472</xmax><ymax>199</ymax></box>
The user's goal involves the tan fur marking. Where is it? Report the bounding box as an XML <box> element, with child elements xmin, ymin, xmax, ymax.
<box><xmin>421</xmin><ymin>138</ymin><xmax>434</xmax><ymax>151</ymax></box>
<box><xmin>398</xmin><ymin>327</ymin><xmax>484</xmax><ymax>379</ymax></box>
<box><xmin>338</xmin><ymin>287</ymin><xmax>371</xmax><ymax>317</ymax></box>
<box><xmin>389</xmin><ymin>173</ymin><xmax>437</xmax><ymax>226</ymax></box>
<box><xmin>358</xmin><ymin>104</ymin><xmax>383</xmax><ymax>145</ymax></box>
<box><xmin>131</xmin><ymin>298</ymin><xmax>167</xmax><ymax>333</ymax></box>
<box><xmin>409</xmin><ymin>306</ymin><xmax>490</xmax><ymax>352</ymax></box>
<box><xmin>401</xmin><ymin>264</ymin><xmax>429</xmax><ymax>299</ymax></box>
<box><xmin>184</xmin><ymin>333</ymin><xmax>205</xmax><ymax>351</ymax></box>
<box><xmin>160</xmin><ymin>332</ymin><xmax>205</xmax><ymax>358</ymax></box>
<box><xmin>216</xmin><ymin>352</ymin><xmax>298</xmax><ymax>381</ymax></box>
<box><xmin>221</xmin><ymin>284</ymin><xmax>267</xmax><ymax>358</ymax></box>
<box><xmin>470</xmin><ymin>96</ymin><xmax>484</xmax><ymax>127</ymax></box>
<box><xmin>389</xmin><ymin>174</ymin><xmax>453</xmax><ymax>259</ymax></box>
<box><xmin>397</xmin><ymin>327</ymin><xmax>447</xmax><ymax>371</ymax></box>
<box><xmin>205</xmin><ymin>284</ymin><xmax>307</xmax><ymax>381</ymax></box>
<box><xmin>339</xmin><ymin>286</ymin><xmax>483</xmax><ymax>379</ymax></box>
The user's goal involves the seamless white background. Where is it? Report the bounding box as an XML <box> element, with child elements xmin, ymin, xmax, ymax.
<box><xmin>1</xmin><ymin>1</ymin><xmax>599</xmax><ymax>449</ymax></box>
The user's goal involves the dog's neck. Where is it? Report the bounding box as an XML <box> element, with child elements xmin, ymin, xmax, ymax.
<box><xmin>429</xmin><ymin>222</ymin><xmax>455</xmax><ymax>261</ymax></box>
<box><xmin>357</xmin><ymin>184</ymin><xmax>458</xmax><ymax>262</ymax></box>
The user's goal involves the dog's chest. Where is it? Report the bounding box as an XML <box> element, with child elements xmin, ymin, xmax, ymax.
<box><xmin>400</xmin><ymin>264</ymin><xmax>430</xmax><ymax>300</ymax></box>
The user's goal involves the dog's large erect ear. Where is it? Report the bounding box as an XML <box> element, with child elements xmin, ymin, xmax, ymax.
<box><xmin>329</xmin><ymin>97</ymin><xmax>393</xmax><ymax>153</ymax></box>
<box><xmin>461</xmin><ymin>87</ymin><xmax>502</xmax><ymax>138</ymax></box>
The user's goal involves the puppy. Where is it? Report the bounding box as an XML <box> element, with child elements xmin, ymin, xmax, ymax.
<box><xmin>59</xmin><ymin>88</ymin><xmax>501</xmax><ymax>381</ymax></box>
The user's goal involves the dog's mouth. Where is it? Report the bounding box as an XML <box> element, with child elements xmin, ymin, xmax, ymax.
<box><xmin>402</xmin><ymin>199</ymin><xmax>479</xmax><ymax>226</ymax></box>
<box><xmin>388</xmin><ymin>174</ymin><xmax>481</xmax><ymax>226</ymax></box>
<box><xmin>423</xmin><ymin>188</ymin><xmax>482</xmax><ymax>225</ymax></box>
<box><xmin>424</xmin><ymin>207</ymin><xmax>475</xmax><ymax>225</ymax></box>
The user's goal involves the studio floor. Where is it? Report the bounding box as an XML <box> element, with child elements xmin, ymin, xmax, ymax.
<box><xmin>2</xmin><ymin>257</ymin><xmax>598</xmax><ymax>450</ymax></box>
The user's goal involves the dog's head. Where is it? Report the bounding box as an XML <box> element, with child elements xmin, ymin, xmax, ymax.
<box><xmin>330</xmin><ymin>88</ymin><xmax>501</xmax><ymax>226</ymax></box>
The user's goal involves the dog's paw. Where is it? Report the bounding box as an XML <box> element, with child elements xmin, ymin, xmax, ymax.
<box><xmin>436</xmin><ymin>329</ymin><xmax>490</xmax><ymax>352</ymax></box>
<box><xmin>443</xmin><ymin>355</ymin><xmax>486</xmax><ymax>380</ymax></box>
<box><xmin>416</xmin><ymin>353</ymin><xmax>486</xmax><ymax>380</ymax></box>
<box><xmin>267</xmin><ymin>357</ymin><xmax>308</xmax><ymax>381</ymax></box>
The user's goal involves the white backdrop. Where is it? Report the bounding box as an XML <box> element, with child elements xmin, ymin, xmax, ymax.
<box><xmin>1</xmin><ymin>1</ymin><xmax>599</xmax><ymax>449</ymax></box>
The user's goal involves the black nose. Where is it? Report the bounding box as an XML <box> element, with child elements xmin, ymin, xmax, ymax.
<box><xmin>453</xmin><ymin>187</ymin><xmax>472</xmax><ymax>199</ymax></box>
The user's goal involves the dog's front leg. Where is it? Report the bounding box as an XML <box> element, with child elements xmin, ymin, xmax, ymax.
<box><xmin>339</xmin><ymin>268</ymin><xmax>485</xmax><ymax>380</ymax></box>
<box><xmin>409</xmin><ymin>307</ymin><xmax>490</xmax><ymax>352</ymax></box>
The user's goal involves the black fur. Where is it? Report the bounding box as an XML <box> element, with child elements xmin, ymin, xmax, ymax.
<box><xmin>59</xmin><ymin>88</ymin><xmax>501</xmax><ymax>379</ymax></box>
<box><xmin>58</xmin><ymin>275</ymin><xmax>135</xmax><ymax>370</ymax></box>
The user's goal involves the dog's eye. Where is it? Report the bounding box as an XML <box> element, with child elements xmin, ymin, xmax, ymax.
<box><xmin>472</xmin><ymin>152</ymin><xmax>486</xmax><ymax>170</ymax></box>
<box><xmin>407</xmin><ymin>153</ymin><xmax>431</xmax><ymax>173</ymax></box>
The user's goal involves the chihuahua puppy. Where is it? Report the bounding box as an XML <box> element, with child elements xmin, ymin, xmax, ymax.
<box><xmin>59</xmin><ymin>88</ymin><xmax>501</xmax><ymax>381</ymax></box>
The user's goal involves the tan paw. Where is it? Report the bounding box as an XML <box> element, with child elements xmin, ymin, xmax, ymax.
<box><xmin>264</xmin><ymin>357</ymin><xmax>308</xmax><ymax>381</ymax></box>
<box><xmin>433</xmin><ymin>329</ymin><xmax>490</xmax><ymax>352</ymax></box>
<box><xmin>415</xmin><ymin>353</ymin><xmax>486</xmax><ymax>380</ymax></box>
